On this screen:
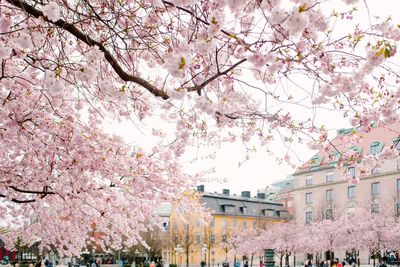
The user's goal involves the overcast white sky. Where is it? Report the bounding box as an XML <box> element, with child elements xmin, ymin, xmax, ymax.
<box><xmin>109</xmin><ymin>0</ymin><xmax>396</xmax><ymax>196</ymax></box>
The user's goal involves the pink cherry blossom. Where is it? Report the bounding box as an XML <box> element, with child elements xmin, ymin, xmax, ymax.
<box><xmin>42</xmin><ymin>2</ymin><xmax>60</xmax><ymax>22</ymax></box>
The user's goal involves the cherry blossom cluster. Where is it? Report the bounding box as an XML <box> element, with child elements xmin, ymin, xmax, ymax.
<box><xmin>1</xmin><ymin>0</ymin><xmax>400</xmax><ymax>256</ymax></box>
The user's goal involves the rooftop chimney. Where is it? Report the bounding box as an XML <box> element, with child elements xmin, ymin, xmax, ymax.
<box><xmin>197</xmin><ymin>185</ymin><xmax>205</xmax><ymax>192</ymax></box>
<box><xmin>241</xmin><ymin>191</ymin><xmax>251</xmax><ymax>198</ymax></box>
<box><xmin>257</xmin><ymin>193</ymin><xmax>266</xmax><ymax>199</ymax></box>
<box><xmin>222</xmin><ymin>189</ymin><xmax>230</xmax><ymax>196</ymax></box>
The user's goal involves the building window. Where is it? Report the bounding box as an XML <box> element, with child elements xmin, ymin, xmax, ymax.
<box><xmin>326</xmin><ymin>171</ymin><xmax>334</xmax><ymax>183</ymax></box>
<box><xmin>370</xmin><ymin>143</ymin><xmax>380</xmax><ymax>155</ymax></box>
<box><xmin>348</xmin><ymin>167</ymin><xmax>355</xmax><ymax>178</ymax></box>
<box><xmin>396</xmin><ymin>202</ymin><xmax>400</xmax><ymax>216</ymax></box>
<box><xmin>240</xmin><ymin>206</ymin><xmax>248</xmax><ymax>214</ymax></box>
<box><xmin>371</xmin><ymin>168</ymin><xmax>380</xmax><ymax>174</ymax></box>
<box><xmin>397</xmin><ymin>179</ymin><xmax>400</xmax><ymax>191</ymax></box>
<box><xmin>348</xmin><ymin>186</ymin><xmax>356</xmax><ymax>198</ymax></box>
<box><xmin>305</xmin><ymin>192</ymin><xmax>312</xmax><ymax>204</ymax></box>
<box><xmin>326</xmin><ymin>189</ymin><xmax>333</xmax><ymax>203</ymax></box>
<box><xmin>184</xmin><ymin>236</ymin><xmax>189</xmax><ymax>243</ymax></box>
<box><xmin>196</xmin><ymin>235</ymin><xmax>201</xmax><ymax>244</ymax></box>
<box><xmin>210</xmin><ymin>218</ymin><xmax>215</xmax><ymax>227</ymax></box>
<box><xmin>305</xmin><ymin>211</ymin><xmax>312</xmax><ymax>224</ymax></box>
<box><xmin>243</xmin><ymin>221</ymin><xmax>247</xmax><ymax>229</ymax></box>
<box><xmin>372</xmin><ymin>182</ymin><xmax>380</xmax><ymax>195</ymax></box>
<box><xmin>310</xmin><ymin>154</ymin><xmax>323</xmax><ymax>167</ymax></box>
<box><xmin>371</xmin><ymin>203</ymin><xmax>379</xmax><ymax>214</ymax></box>
<box><xmin>306</xmin><ymin>176</ymin><xmax>313</xmax><ymax>186</ymax></box>
<box><xmin>223</xmin><ymin>205</ymin><xmax>235</xmax><ymax>213</ymax></box>
<box><xmin>287</xmin><ymin>200</ymin><xmax>293</xmax><ymax>208</ymax></box>
<box><xmin>393</xmin><ymin>137</ymin><xmax>400</xmax><ymax>151</ymax></box>
<box><xmin>195</xmin><ymin>219</ymin><xmax>200</xmax><ymax>227</ymax></box>
<box><xmin>325</xmin><ymin>209</ymin><xmax>333</xmax><ymax>220</ymax></box>
<box><xmin>264</xmin><ymin>209</ymin><xmax>274</xmax><ymax>217</ymax></box>
<box><xmin>253</xmin><ymin>221</ymin><xmax>257</xmax><ymax>229</ymax></box>
<box><xmin>210</xmin><ymin>235</ymin><xmax>215</xmax><ymax>244</ymax></box>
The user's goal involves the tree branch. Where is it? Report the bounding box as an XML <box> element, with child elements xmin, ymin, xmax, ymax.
<box><xmin>9</xmin><ymin>186</ymin><xmax>55</xmax><ymax>196</ymax></box>
<box><xmin>6</xmin><ymin>0</ymin><xmax>170</xmax><ymax>100</ymax></box>
<box><xmin>0</xmin><ymin>193</ymin><xmax>36</xmax><ymax>203</ymax></box>
<box><xmin>187</xmin><ymin>58</ymin><xmax>247</xmax><ymax>93</ymax></box>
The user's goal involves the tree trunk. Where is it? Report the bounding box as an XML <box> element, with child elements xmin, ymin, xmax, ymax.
<box><xmin>285</xmin><ymin>253</ymin><xmax>290</xmax><ymax>267</ymax></box>
<box><xmin>250</xmin><ymin>253</ymin><xmax>254</xmax><ymax>267</ymax></box>
<box><xmin>280</xmin><ymin>254</ymin><xmax>283</xmax><ymax>267</ymax></box>
<box><xmin>208</xmin><ymin>248</ymin><xmax>211</xmax><ymax>267</ymax></box>
<box><xmin>186</xmin><ymin>250</ymin><xmax>189</xmax><ymax>267</ymax></box>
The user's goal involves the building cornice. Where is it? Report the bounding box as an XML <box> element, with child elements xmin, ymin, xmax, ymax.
<box><xmin>293</xmin><ymin>169</ymin><xmax>400</xmax><ymax>191</ymax></box>
<box><xmin>293</xmin><ymin>165</ymin><xmax>336</xmax><ymax>176</ymax></box>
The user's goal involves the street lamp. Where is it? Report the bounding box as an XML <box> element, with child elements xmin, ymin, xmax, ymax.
<box><xmin>202</xmin><ymin>245</ymin><xmax>207</xmax><ymax>262</ymax></box>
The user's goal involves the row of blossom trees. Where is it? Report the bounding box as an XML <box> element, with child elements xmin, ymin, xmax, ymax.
<box><xmin>230</xmin><ymin>205</ymin><xmax>400</xmax><ymax>267</ymax></box>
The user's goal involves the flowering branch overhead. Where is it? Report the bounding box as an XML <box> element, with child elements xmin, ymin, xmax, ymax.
<box><xmin>1</xmin><ymin>0</ymin><xmax>400</xmax><ymax>257</ymax></box>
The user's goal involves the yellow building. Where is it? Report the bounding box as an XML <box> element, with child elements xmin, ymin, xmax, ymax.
<box><xmin>164</xmin><ymin>186</ymin><xmax>288</xmax><ymax>267</ymax></box>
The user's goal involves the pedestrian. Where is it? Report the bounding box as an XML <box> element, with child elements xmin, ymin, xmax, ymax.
<box><xmin>235</xmin><ymin>261</ymin><xmax>240</xmax><ymax>267</ymax></box>
<box><xmin>260</xmin><ymin>261</ymin><xmax>264</xmax><ymax>267</ymax></box>
<box><xmin>307</xmin><ymin>259</ymin><xmax>312</xmax><ymax>267</ymax></box>
<box><xmin>149</xmin><ymin>262</ymin><xmax>156</xmax><ymax>267</ymax></box>
<box><xmin>337</xmin><ymin>261</ymin><xmax>343</xmax><ymax>267</ymax></box>
<box><xmin>244</xmin><ymin>261</ymin><xmax>249</xmax><ymax>267</ymax></box>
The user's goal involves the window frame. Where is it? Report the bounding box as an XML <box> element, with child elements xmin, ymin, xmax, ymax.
<box><xmin>305</xmin><ymin>211</ymin><xmax>312</xmax><ymax>224</ymax></box>
<box><xmin>210</xmin><ymin>234</ymin><xmax>215</xmax><ymax>244</ymax></box>
<box><xmin>371</xmin><ymin>182</ymin><xmax>380</xmax><ymax>195</ymax></box>
<box><xmin>348</xmin><ymin>186</ymin><xmax>356</xmax><ymax>198</ymax></box>
<box><xmin>306</xmin><ymin>176</ymin><xmax>313</xmax><ymax>186</ymax></box>
<box><xmin>348</xmin><ymin>166</ymin><xmax>356</xmax><ymax>178</ymax></box>
<box><xmin>370</xmin><ymin>143</ymin><xmax>380</xmax><ymax>155</ymax></box>
<box><xmin>326</xmin><ymin>189</ymin><xmax>333</xmax><ymax>203</ymax></box>
<box><xmin>326</xmin><ymin>171</ymin><xmax>334</xmax><ymax>183</ymax></box>
<box><xmin>305</xmin><ymin>192</ymin><xmax>313</xmax><ymax>204</ymax></box>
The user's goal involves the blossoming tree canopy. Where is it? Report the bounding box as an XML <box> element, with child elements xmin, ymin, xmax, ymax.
<box><xmin>1</xmin><ymin>0</ymin><xmax>400</xmax><ymax>255</ymax></box>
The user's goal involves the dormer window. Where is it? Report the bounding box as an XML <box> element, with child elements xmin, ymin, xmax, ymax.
<box><xmin>263</xmin><ymin>209</ymin><xmax>274</xmax><ymax>217</ymax></box>
<box><xmin>222</xmin><ymin>204</ymin><xmax>235</xmax><ymax>213</ymax></box>
<box><xmin>329</xmin><ymin>151</ymin><xmax>341</xmax><ymax>166</ymax></box>
<box><xmin>240</xmin><ymin>206</ymin><xmax>248</xmax><ymax>215</ymax></box>
<box><xmin>310</xmin><ymin>154</ymin><xmax>323</xmax><ymax>168</ymax></box>
<box><xmin>369</xmin><ymin>141</ymin><xmax>383</xmax><ymax>155</ymax></box>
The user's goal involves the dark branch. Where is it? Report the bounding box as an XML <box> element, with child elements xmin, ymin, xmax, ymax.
<box><xmin>6</xmin><ymin>0</ymin><xmax>248</xmax><ymax>101</ymax></box>
<box><xmin>0</xmin><ymin>193</ymin><xmax>36</xmax><ymax>203</ymax></box>
<box><xmin>9</xmin><ymin>186</ymin><xmax>55</xmax><ymax>195</ymax></box>
<box><xmin>187</xmin><ymin>58</ymin><xmax>247</xmax><ymax>93</ymax></box>
<box><xmin>6</xmin><ymin>0</ymin><xmax>169</xmax><ymax>100</ymax></box>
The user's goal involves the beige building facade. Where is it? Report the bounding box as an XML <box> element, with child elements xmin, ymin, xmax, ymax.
<box><xmin>164</xmin><ymin>187</ymin><xmax>289</xmax><ymax>267</ymax></box>
<box><xmin>293</xmin><ymin>125</ymin><xmax>400</xmax><ymax>264</ymax></box>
